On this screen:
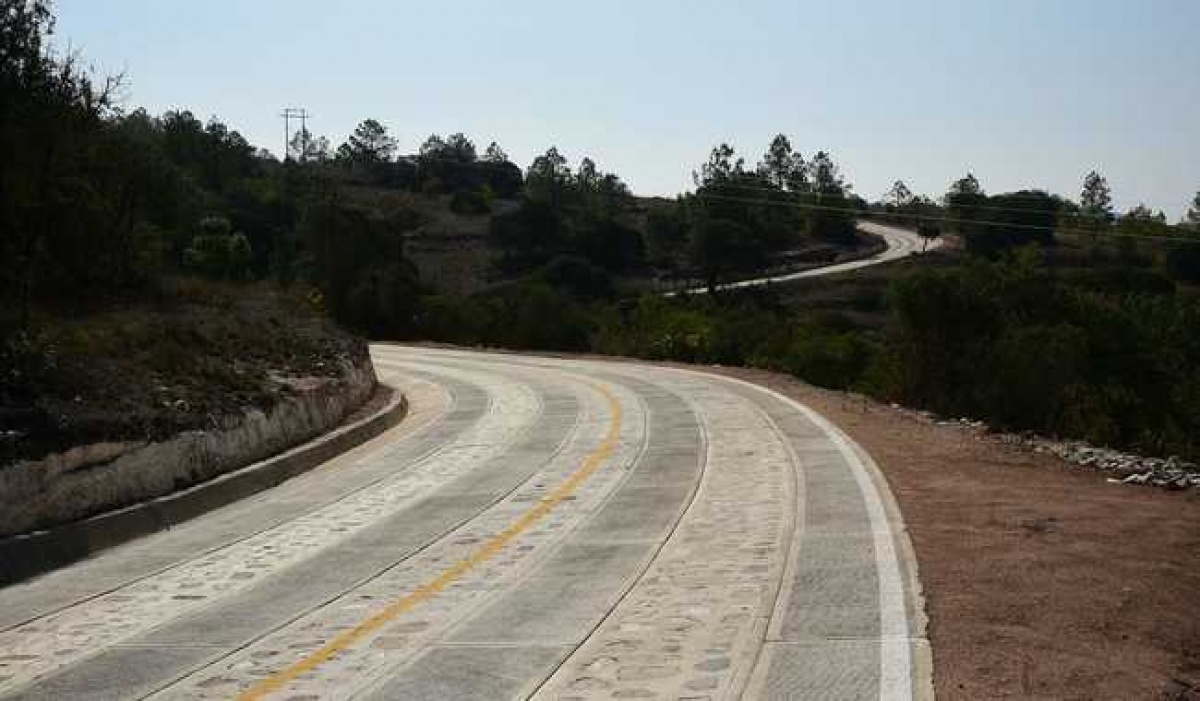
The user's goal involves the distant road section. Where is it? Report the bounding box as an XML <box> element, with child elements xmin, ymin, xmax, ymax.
<box><xmin>673</xmin><ymin>220</ymin><xmax>940</xmax><ymax>295</ymax></box>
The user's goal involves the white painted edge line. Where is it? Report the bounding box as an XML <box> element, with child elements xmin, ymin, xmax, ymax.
<box><xmin>661</xmin><ymin>368</ymin><xmax>918</xmax><ymax>701</ymax></box>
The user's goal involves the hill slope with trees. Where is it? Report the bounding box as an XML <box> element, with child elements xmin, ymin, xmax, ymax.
<box><xmin>4</xmin><ymin>0</ymin><xmax>1200</xmax><ymax>467</ymax></box>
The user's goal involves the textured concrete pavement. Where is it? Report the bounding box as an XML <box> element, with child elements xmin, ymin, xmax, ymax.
<box><xmin>0</xmin><ymin>346</ymin><xmax>930</xmax><ymax>700</ymax></box>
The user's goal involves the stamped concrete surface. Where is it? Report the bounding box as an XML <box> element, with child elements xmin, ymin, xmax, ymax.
<box><xmin>0</xmin><ymin>346</ymin><xmax>928</xmax><ymax>700</ymax></box>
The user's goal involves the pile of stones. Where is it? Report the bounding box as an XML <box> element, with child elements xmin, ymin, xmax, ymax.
<box><xmin>883</xmin><ymin>400</ymin><xmax>1198</xmax><ymax>490</ymax></box>
<box><xmin>999</xmin><ymin>434</ymin><xmax>1199</xmax><ymax>490</ymax></box>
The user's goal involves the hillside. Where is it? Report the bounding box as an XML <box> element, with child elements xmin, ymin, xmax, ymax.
<box><xmin>1</xmin><ymin>282</ymin><xmax>368</xmax><ymax>467</ymax></box>
<box><xmin>4</xmin><ymin>0</ymin><xmax>1198</xmax><ymax>486</ymax></box>
<box><xmin>338</xmin><ymin>185</ymin><xmax>881</xmax><ymax>299</ymax></box>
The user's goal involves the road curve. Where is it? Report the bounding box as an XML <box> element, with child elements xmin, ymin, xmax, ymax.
<box><xmin>0</xmin><ymin>346</ymin><xmax>929</xmax><ymax>700</ymax></box>
<box><xmin>674</xmin><ymin>220</ymin><xmax>940</xmax><ymax>295</ymax></box>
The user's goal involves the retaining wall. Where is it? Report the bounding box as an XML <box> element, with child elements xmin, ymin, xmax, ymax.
<box><xmin>0</xmin><ymin>357</ymin><xmax>376</xmax><ymax>538</ymax></box>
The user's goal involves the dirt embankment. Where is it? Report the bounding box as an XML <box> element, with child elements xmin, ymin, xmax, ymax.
<box><xmin>0</xmin><ymin>282</ymin><xmax>377</xmax><ymax>536</ymax></box>
<box><xmin>706</xmin><ymin>366</ymin><xmax>1200</xmax><ymax>700</ymax></box>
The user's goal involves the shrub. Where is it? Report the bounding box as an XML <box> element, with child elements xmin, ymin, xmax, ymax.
<box><xmin>184</xmin><ymin>217</ymin><xmax>253</xmax><ymax>280</ymax></box>
<box><xmin>345</xmin><ymin>263</ymin><xmax>423</xmax><ymax>337</ymax></box>
<box><xmin>449</xmin><ymin>188</ymin><xmax>490</xmax><ymax>216</ymax></box>
<box><xmin>420</xmin><ymin>177</ymin><xmax>444</xmax><ymax>197</ymax></box>
<box><xmin>781</xmin><ymin>325</ymin><xmax>875</xmax><ymax>390</ymax></box>
<box><xmin>1165</xmin><ymin>243</ymin><xmax>1200</xmax><ymax>283</ymax></box>
<box><xmin>533</xmin><ymin>256</ymin><xmax>615</xmax><ymax>301</ymax></box>
<box><xmin>491</xmin><ymin>284</ymin><xmax>590</xmax><ymax>351</ymax></box>
<box><xmin>885</xmin><ymin>257</ymin><xmax>1199</xmax><ymax>459</ymax></box>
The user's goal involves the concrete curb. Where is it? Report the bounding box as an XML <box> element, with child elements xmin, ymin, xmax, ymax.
<box><xmin>0</xmin><ymin>386</ymin><xmax>408</xmax><ymax>587</ymax></box>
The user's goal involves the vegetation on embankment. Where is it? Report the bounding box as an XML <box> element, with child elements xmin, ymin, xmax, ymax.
<box><xmin>0</xmin><ymin>2</ymin><xmax>378</xmax><ymax>467</ymax></box>
<box><xmin>411</xmin><ymin>239</ymin><xmax>1200</xmax><ymax>464</ymax></box>
<box><xmin>1</xmin><ymin>282</ymin><xmax>368</xmax><ymax>467</ymax></box>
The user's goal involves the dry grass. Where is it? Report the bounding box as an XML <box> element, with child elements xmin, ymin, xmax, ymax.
<box><xmin>1</xmin><ymin>279</ymin><xmax>366</xmax><ymax>465</ymax></box>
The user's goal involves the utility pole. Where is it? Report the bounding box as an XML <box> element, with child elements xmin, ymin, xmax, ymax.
<box><xmin>280</xmin><ymin>107</ymin><xmax>310</xmax><ymax>162</ymax></box>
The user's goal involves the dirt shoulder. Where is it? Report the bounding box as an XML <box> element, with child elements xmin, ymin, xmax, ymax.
<box><xmin>702</xmin><ymin>366</ymin><xmax>1200</xmax><ymax>700</ymax></box>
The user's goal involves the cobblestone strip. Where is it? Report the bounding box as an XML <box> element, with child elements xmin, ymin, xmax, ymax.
<box><xmin>146</xmin><ymin>376</ymin><xmax>647</xmax><ymax>700</ymax></box>
<box><xmin>0</xmin><ymin>364</ymin><xmax>541</xmax><ymax>696</ymax></box>
<box><xmin>531</xmin><ymin>371</ymin><xmax>794</xmax><ymax>700</ymax></box>
<box><xmin>0</xmin><ymin>375</ymin><xmax>451</xmax><ymax>636</ymax></box>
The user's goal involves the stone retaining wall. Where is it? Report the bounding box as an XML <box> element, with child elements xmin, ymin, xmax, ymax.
<box><xmin>0</xmin><ymin>357</ymin><xmax>377</xmax><ymax>538</ymax></box>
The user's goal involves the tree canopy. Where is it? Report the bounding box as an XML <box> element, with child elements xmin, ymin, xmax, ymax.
<box><xmin>337</xmin><ymin>119</ymin><xmax>397</xmax><ymax>165</ymax></box>
<box><xmin>1080</xmin><ymin>170</ymin><xmax>1113</xmax><ymax>221</ymax></box>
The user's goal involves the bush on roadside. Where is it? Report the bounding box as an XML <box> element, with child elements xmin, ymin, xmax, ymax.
<box><xmin>888</xmin><ymin>257</ymin><xmax>1199</xmax><ymax>459</ymax></box>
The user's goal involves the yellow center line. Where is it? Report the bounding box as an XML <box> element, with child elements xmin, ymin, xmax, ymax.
<box><xmin>235</xmin><ymin>381</ymin><xmax>623</xmax><ymax>701</ymax></box>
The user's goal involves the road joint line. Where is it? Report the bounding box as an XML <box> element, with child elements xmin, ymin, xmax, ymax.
<box><xmin>232</xmin><ymin>379</ymin><xmax>624</xmax><ymax>701</ymax></box>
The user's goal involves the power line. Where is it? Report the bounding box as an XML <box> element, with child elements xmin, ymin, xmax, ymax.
<box><xmin>694</xmin><ymin>192</ymin><xmax>1200</xmax><ymax>245</ymax></box>
<box><xmin>281</xmin><ymin>131</ymin><xmax>1194</xmax><ymax>228</ymax></box>
<box><xmin>280</xmin><ymin>107</ymin><xmax>309</xmax><ymax>162</ymax></box>
<box><xmin>693</xmin><ymin>177</ymin><xmax>1194</xmax><ymax>219</ymax></box>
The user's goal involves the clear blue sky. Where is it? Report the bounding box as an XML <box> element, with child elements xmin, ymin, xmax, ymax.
<box><xmin>57</xmin><ymin>0</ymin><xmax>1199</xmax><ymax>218</ymax></box>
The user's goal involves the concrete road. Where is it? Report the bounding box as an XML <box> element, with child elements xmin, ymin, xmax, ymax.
<box><xmin>673</xmin><ymin>220</ymin><xmax>941</xmax><ymax>296</ymax></box>
<box><xmin>0</xmin><ymin>346</ymin><xmax>929</xmax><ymax>700</ymax></box>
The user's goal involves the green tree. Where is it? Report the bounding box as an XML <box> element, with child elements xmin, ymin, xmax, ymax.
<box><xmin>483</xmin><ymin>141</ymin><xmax>509</xmax><ymax>163</ymax></box>
<box><xmin>948</xmin><ymin>173</ymin><xmax>984</xmax><ymax>197</ymax></box>
<box><xmin>645</xmin><ymin>200</ymin><xmax>689</xmax><ymax>267</ymax></box>
<box><xmin>689</xmin><ymin>218</ymin><xmax>764</xmax><ymax>292</ymax></box>
<box><xmin>443</xmin><ymin>133</ymin><xmax>476</xmax><ymax>161</ymax></box>
<box><xmin>184</xmin><ymin>217</ymin><xmax>253</xmax><ymax>280</ymax></box>
<box><xmin>337</xmin><ymin>119</ymin><xmax>397</xmax><ymax>165</ymax></box>
<box><xmin>289</xmin><ymin>127</ymin><xmax>330</xmax><ymax>163</ymax></box>
<box><xmin>576</xmin><ymin>157</ymin><xmax>599</xmax><ymax>191</ymax></box>
<box><xmin>420</xmin><ymin>132</ymin><xmax>476</xmax><ymax>162</ymax></box>
<box><xmin>299</xmin><ymin>200</ymin><xmax>421</xmax><ymax>335</ymax></box>
<box><xmin>1</xmin><ymin>0</ymin><xmax>128</xmax><ymax>327</ymax></box>
<box><xmin>525</xmin><ymin>146</ymin><xmax>572</xmax><ymax>206</ymax></box>
<box><xmin>757</xmin><ymin>134</ymin><xmax>806</xmax><ymax>191</ymax></box>
<box><xmin>571</xmin><ymin>157</ymin><xmax>629</xmax><ymax>216</ymax></box>
<box><xmin>1185</xmin><ymin>190</ymin><xmax>1200</xmax><ymax>229</ymax></box>
<box><xmin>802</xmin><ymin>151</ymin><xmax>856</xmax><ymax>244</ymax></box>
<box><xmin>1077</xmin><ymin>171</ymin><xmax>1113</xmax><ymax>242</ymax></box>
<box><xmin>1124</xmin><ymin>204</ymin><xmax>1166</xmax><ymax>223</ymax></box>
<box><xmin>419</xmin><ymin>134</ymin><xmax>446</xmax><ymax>157</ymax></box>
<box><xmin>884</xmin><ymin>180</ymin><xmax>914</xmax><ymax>208</ymax></box>
<box><xmin>945</xmin><ymin>173</ymin><xmax>988</xmax><ymax>241</ymax></box>
<box><xmin>917</xmin><ymin>223</ymin><xmax>941</xmax><ymax>252</ymax></box>
<box><xmin>573</xmin><ymin>214</ymin><xmax>643</xmax><ymax>272</ymax></box>
<box><xmin>1079</xmin><ymin>170</ymin><xmax>1113</xmax><ymax>220</ymax></box>
<box><xmin>963</xmin><ymin>190</ymin><xmax>1061</xmax><ymax>257</ymax></box>
<box><xmin>0</xmin><ymin>1</ymin><xmax>52</xmax><ymax>70</ymax></box>
<box><xmin>693</xmin><ymin>143</ymin><xmax>744</xmax><ymax>188</ymax></box>
<box><xmin>809</xmin><ymin>151</ymin><xmax>849</xmax><ymax>196</ymax></box>
<box><xmin>490</xmin><ymin>199</ymin><xmax>566</xmax><ymax>272</ymax></box>
<box><xmin>336</xmin><ymin>119</ymin><xmax>397</xmax><ymax>185</ymax></box>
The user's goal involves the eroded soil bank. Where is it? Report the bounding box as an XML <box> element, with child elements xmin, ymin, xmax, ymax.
<box><xmin>0</xmin><ymin>285</ymin><xmax>376</xmax><ymax>536</ymax></box>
